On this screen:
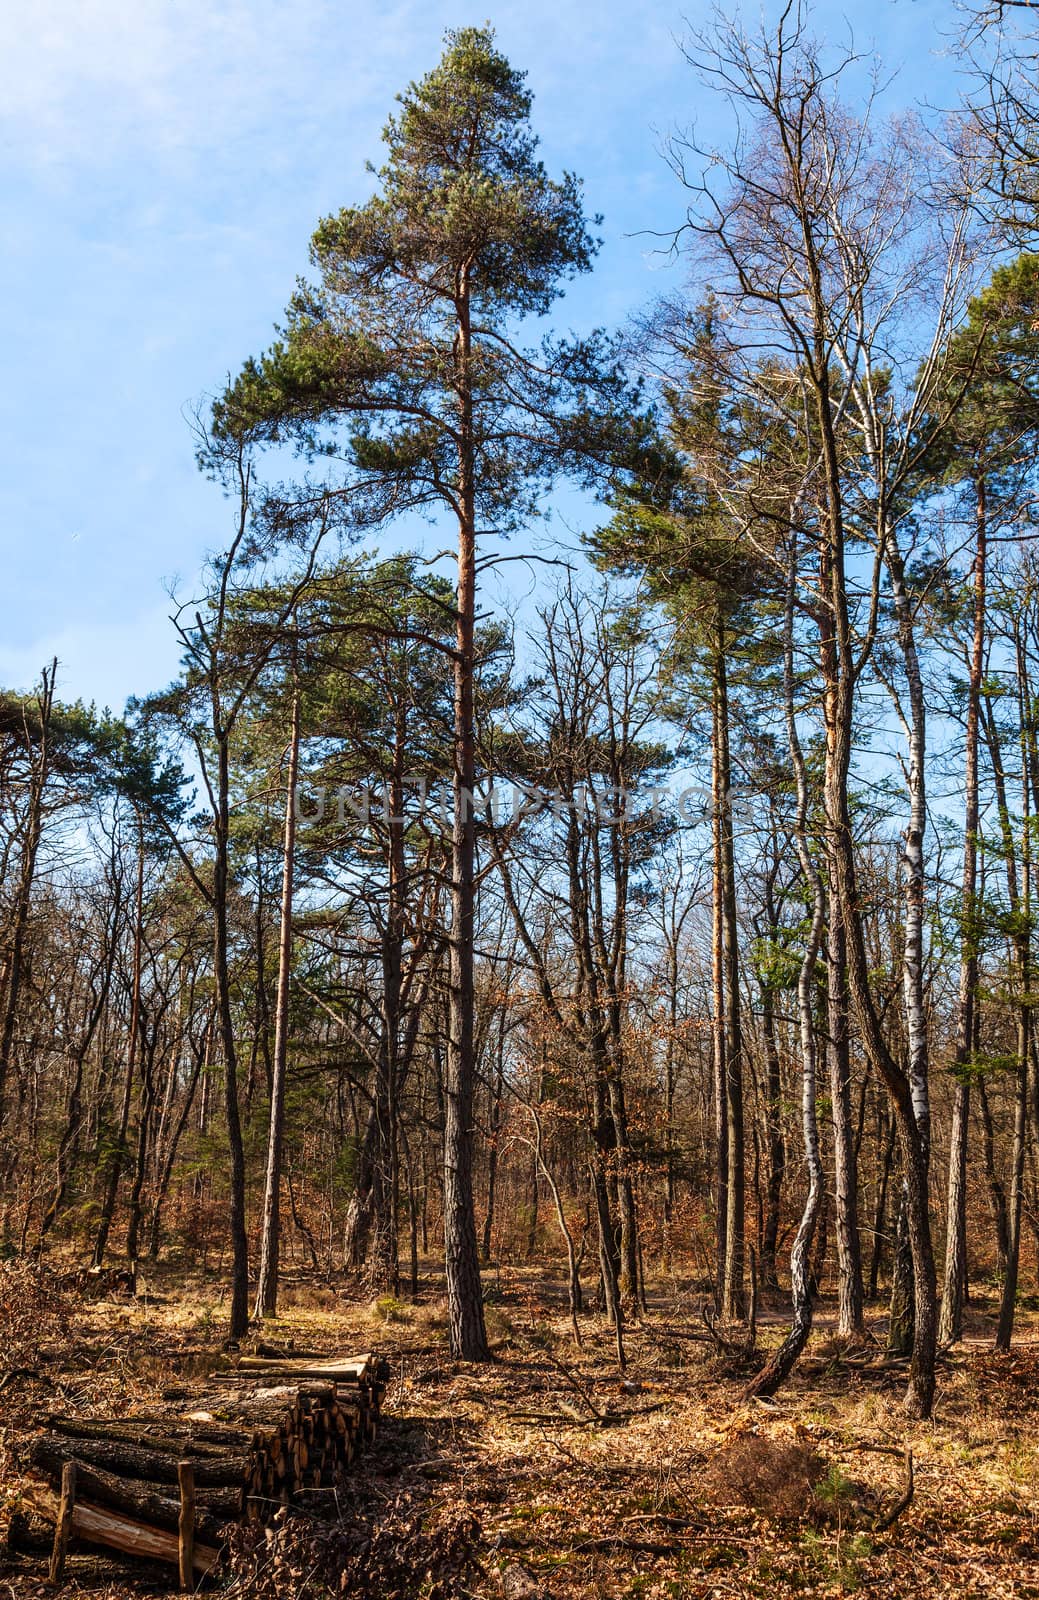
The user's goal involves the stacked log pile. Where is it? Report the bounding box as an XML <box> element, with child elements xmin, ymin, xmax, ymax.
<box><xmin>18</xmin><ymin>1352</ymin><xmax>388</xmax><ymax>1585</ymax></box>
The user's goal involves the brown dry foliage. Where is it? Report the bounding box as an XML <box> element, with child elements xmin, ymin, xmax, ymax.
<box><xmin>225</xmin><ymin>1502</ymin><xmax>482</xmax><ymax>1600</ymax></box>
<box><xmin>0</xmin><ymin>1259</ymin><xmax>73</xmax><ymax>1371</ymax></box>
<box><xmin>1</xmin><ymin>1270</ymin><xmax>1038</xmax><ymax>1599</ymax></box>
<box><xmin>699</xmin><ymin>1434</ymin><xmax>825</xmax><ymax>1521</ymax></box>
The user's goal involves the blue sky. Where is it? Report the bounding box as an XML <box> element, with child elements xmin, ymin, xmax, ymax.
<box><xmin>0</xmin><ymin>0</ymin><xmax>960</xmax><ymax>713</ymax></box>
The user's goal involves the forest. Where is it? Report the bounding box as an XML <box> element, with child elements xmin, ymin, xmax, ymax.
<box><xmin>3</xmin><ymin>2</ymin><xmax>1039</xmax><ymax>1596</ymax></box>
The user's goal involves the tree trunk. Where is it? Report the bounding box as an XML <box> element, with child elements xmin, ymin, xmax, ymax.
<box><xmin>93</xmin><ymin>814</ymin><xmax>145</xmax><ymax>1269</ymax></box>
<box><xmin>826</xmin><ymin>894</ymin><xmax>865</xmax><ymax>1337</ymax></box>
<box><xmin>940</xmin><ymin>472</ymin><xmax>986</xmax><ymax>1346</ymax></box>
<box><xmin>482</xmin><ymin>1018</ymin><xmax>506</xmax><ymax>1263</ymax></box>
<box><xmin>255</xmin><ymin>677</ymin><xmax>301</xmax><ymax>1319</ymax></box>
<box><xmin>978</xmin><ymin>1075</ymin><xmax>1010</xmax><ymax>1273</ymax></box>
<box><xmin>214</xmin><ymin>730</ymin><xmax>250</xmax><ymax>1343</ymax></box>
<box><xmin>443</xmin><ymin>266</ymin><xmax>489</xmax><ymax>1361</ymax></box>
<box><xmin>147</xmin><ymin>1023</ymin><xmax>207</xmax><ymax>1261</ymax></box>
<box><xmin>0</xmin><ymin>663</ymin><xmax>55</xmax><ymax>1131</ymax></box>
<box><xmin>817</xmin><ymin>446</ymin><xmax>936</xmax><ymax>1417</ymax></box>
<box><xmin>888</xmin><ymin>1182</ymin><xmax>914</xmax><ymax>1356</ymax></box>
<box><xmin>759</xmin><ymin>981</ymin><xmax>785</xmax><ymax>1294</ymax></box>
<box><xmin>125</xmin><ymin>1031</ymin><xmax>157</xmax><ymax>1270</ymax></box>
<box><xmin>744</xmin><ymin>551</ymin><xmax>826</xmax><ymax>1398</ymax></box>
<box><xmin>713</xmin><ymin>626</ymin><xmax>745</xmax><ymax>1323</ymax></box>
<box><xmin>867</xmin><ymin>1103</ymin><xmax>896</xmax><ymax>1299</ymax></box>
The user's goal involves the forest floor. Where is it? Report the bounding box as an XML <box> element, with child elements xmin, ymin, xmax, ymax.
<box><xmin>1</xmin><ymin>1260</ymin><xmax>1038</xmax><ymax>1600</ymax></box>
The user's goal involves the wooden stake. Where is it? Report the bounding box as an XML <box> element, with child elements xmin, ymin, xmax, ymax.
<box><xmin>24</xmin><ymin>1484</ymin><xmax>221</xmax><ymax>1574</ymax></box>
<box><xmin>48</xmin><ymin>1460</ymin><xmax>76</xmax><ymax>1584</ymax></box>
<box><xmin>177</xmin><ymin>1460</ymin><xmax>195</xmax><ymax>1593</ymax></box>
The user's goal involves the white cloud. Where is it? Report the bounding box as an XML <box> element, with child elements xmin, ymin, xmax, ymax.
<box><xmin>0</xmin><ymin>604</ymin><xmax>182</xmax><ymax>713</ymax></box>
<box><xmin>0</xmin><ymin>0</ymin><xmax>423</xmax><ymax>171</ymax></box>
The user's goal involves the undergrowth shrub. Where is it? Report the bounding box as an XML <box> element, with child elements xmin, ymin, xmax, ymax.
<box><xmin>701</xmin><ymin>1436</ymin><xmax>825</xmax><ymax>1521</ymax></box>
<box><xmin>0</xmin><ymin>1259</ymin><xmax>73</xmax><ymax>1370</ymax></box>
<box><xmin>226</xmin><ymin>1503</ymin><xmax>482</xmax><ymax>1600</ymax></box>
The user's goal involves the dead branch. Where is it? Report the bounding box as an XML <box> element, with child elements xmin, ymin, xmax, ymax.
<box><xmin>872</xmin><ymin>1447</ymin><xmax>915</xmax><ymax>1533</ymax></box>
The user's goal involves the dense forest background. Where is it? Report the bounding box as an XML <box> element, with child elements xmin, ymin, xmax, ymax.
<box><xmin>7</xmin><ymin>0</ymin><xmax>1039</xmax><ymax>1435</ymax></box>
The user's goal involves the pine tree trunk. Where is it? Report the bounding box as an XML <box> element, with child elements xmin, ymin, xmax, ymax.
<box><xmin>713</xmin><ymin>627</ymin><xmax>745</xmax><ymax>1322</ymax></box>
<box><xmin>745</xmin><ymin>552</ymin><xmax>826</xmax><ymax>1399</ymax></box>
<box><xmin>214</xmin><ymin>731</ymin><xmax>250</xmax><ymax>1343</ymax></box>
<box><xmin>977</xmin><ymin>1075</ymin><xmax>1010</xmax><ymax>1273</ymax></box>
<box><xmin>818</xmin><ymin>486</ymin><xmax>936</xmax><ymax>1417</ymax></box>
<box><xmin>0</xmin><ymin>664</ymin><xmax>55</xmax><ymax>1130</ymax></box>
<box><xmin>759</xmin><ymin>982</ymin><xmax>784</xmax><ymax>1294</ymax></box>
<box><xmin>826</xmin><ymin>892</ymin><xmax>865</xmax><ymax>1338</ymax></box>
<box><xmin>888</xmin><ymin>1183</ymin><xmax>914</xmax><ymax>1356</ymax></box>
<box><xmin>711</xmin><ymin>650</ymin><xmax>729</xmax><ymax>1311</ymax></box>
<box><xmin>256</xmin><ymin>678</ymin><xmax>301</xmax><ymax>1319</ymax></box>
<box><xmin>93</xmin><ymin>816</ymin><xmax>145</xmax><ymax>1269</ymax></box>
<box><xmin>867</xmin><ymin>1104</ymin><xmax>896</xmax><ymax>1299</ymax></box>
<box><xmin>940</xmin><ymin>472</ymin><xmax>986</xmax><ymax>1346</ymax></box>
<box><xmin>443</xmin><ymin>268</ymin><xmax>489</xmax><ymax>1362</ymax></box>
<box><xmin>147</xmin><ymin>1027</ymin><xmax>206</xmax><ymax>1260</ymax></box>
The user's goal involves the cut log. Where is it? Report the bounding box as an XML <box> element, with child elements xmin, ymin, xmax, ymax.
<box><xmin>24</xmin><ymin>1346</ymin><xmax>385</xmax><ymax>1572</ymax></box>
<box><xmin>27</xmin><ymin>1451</ymin><xmax>238</xmax><ymax>1541</ymax></box>
<box><xmin>254</xmin><ymin>1343</ymin><xmax>326</xmax><ymax>1360</ymax></box>
<box><xmin>22</xmin><ymin>1484</ymin><xmax>223</xmax><ymax>1575</ymax></box>
<box><xmin>233</xmin><ymin>1354</ymin><xmax>374</xmax><ymax>1382</ymax></box>
<box><xmin>7</xmin><ymin>1508</ymin><xmax>54</xmax><ymax>1556</ymax></box>
<box><xmin>29</xmin><ymin>1433</ymin><xmax>249</xmax><ymax>1489</ymax></box>
<box><xmin>45</xmin><ymin>1416</ymin><xmax>246</xmax><ymax>1453</ymax></box>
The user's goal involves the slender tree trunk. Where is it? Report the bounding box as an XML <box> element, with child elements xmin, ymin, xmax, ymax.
<box><xmin>978</xmin><ymin>1075</ymin><xmax>1010</xmax><ymax>1273</ymax></box>
<box><xmin>760</xmin><ymin>981</ymin><xmax>785</xmax><ymax>1294</ymax></box>
<box><xmin>826</xmin><ymin>892</ymin><xmax>865</xmax><ymax>1338</ymax></box>
<box><xmin>591</xmin><ymin>1074</ymin><xmax>622</xmax><ymax>1319</ymax></box>
<box><xmin>147</xmin><ymin>1028</ymin><xmax>206</xmax><ymax>1260</ymax></box>
<box><xmin>818</xmin><ymin>453</ymin><xmax>936</xmax><ymax>1417</ymax></box>
<box><xmin>591</xmin><ymin>1159</ymin><xmax>625</xmax><ymax>1369</ymax></box>
<box><xmin>93</xmin><ymin>815</ymin><xmax>145</xmax><ymax>1270</ymax></box>
<box><xmin>996</xmin><ymin>1014</ymin><xmax>1029</xmax><ymax>1350</ymax></box>
<box><xmin>125</xmin><ymin>1033</ymin><xmax>157</xmax><ymax>1270</ymax></box>
<box><xmin>982</xmin><ymin>664</ymin><xmax>1032</xmax><ymax>1350</ymax></box>
<box><xmin>713</xmin><ymin>625</ymin><xmax>745</xmax><ymax>1322</ymax></box>
<box><xmin>888</xmin><ymin>1183</ymin><xmax>914</xmax><ymax>1355</ymax></box>
<box><xmin>0</xmin><ymin>663</ymin><xmax>55</xmax><ymax>1132</ymax></box>
<box><xmin>606</xmin><ymin>1062</ymin><xmax>640</xmax><ymax>1306</ymax></box>
<box><xmin>213</xmin><ymin>732</ymin><xmax>250</xmax><ymax>1342</ymax></box>
<box><xmin>443</xmin><ymin>267</ymin><xmax>489</xmax><ymax>1360</ymax></box>
<box><xmin>940</xmin><ymin>472</ymin><xmax>986</xmax><ymax>1345</ymax></box>
<box><xmin>880</xmin><ymin>534</ymin><xmax>934</xmax><ymax>1363</ymax></box>
<box><xmin>482</xmin><ymin>1015</ymin><xmax>507</xmax><ymax>1263</ymax></box>
<box><xmin>711</xmin><ymin>652</ymin><xmax>729</xmax><ymax>1311</ymax></box>
<box><xmin>868</xmin><ymin>1101</ymin><xmax>896</xmax><ymax>1299</ymax></box>
<box><xmin>745</xmin><ymin>549</ymin><xmax>826</xmax><ymax>1398</ymax></box>
<box><xmin>995</xmin><ymin>626</ymin><xmax>1034</xmax><ymax>1350</ymax></box>
<box><xmin>662</xmin><ymin>930</ymin><xmax>679</xmax><ymax>1267</ymax></box>
<box><xmin>255</xmin><ymin>678</ymin><xmax>301</xmax><ymax>1318</ymax></box>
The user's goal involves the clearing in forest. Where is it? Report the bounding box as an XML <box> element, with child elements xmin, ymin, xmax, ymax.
<box><xmin>1</xmin><ymin>1264</ymin><xmax>1037</xmax><ymax>1600</ymax></box>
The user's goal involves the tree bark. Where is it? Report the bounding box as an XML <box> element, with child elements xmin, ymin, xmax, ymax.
<box><xmin>713</xmin><ymin>624</ymin><xmax>745</xmax><ymax>1323</ymax></box>
<box><xmin>744</xmin><ymin>548</ymin><xmax>826</xmax><ymax>1398</ymax></box>
<box><xmin>816</xmin><ymin>388</ymin><xmax>936</xmax><ymax>1417</ymax></box>
<box><xmin>826</xmin><ymin>891</ymin><xmax>865</xmax><ymax>1338</ymax></box>
<box><xmin>93</xmin><ymin>813</ymin><xmax>145</xmax><ymax>1269</ymax></box>
<box><xmin>256</xmin><ymin>675</ymin><xmax>301</xmax><ymax>1318</ymax></box>
<box><xmin>0</xmin><ymin>663</ymin><xmax>55</xmax><ymax>1132</ymax></box>
<box><xmin>940</xmin><ymin>471</ymin><xmax>986</xmax><ymax>1346</ymax></box>
<box><xmin>443</xmin><ymin>263</ymin><xmax>489</xmax><ymax>1361</ymax></box>
<box><xmin>213</xmin><ymin>731</ymin><xmax>250</xmax><ymax>1342</ymax></box>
